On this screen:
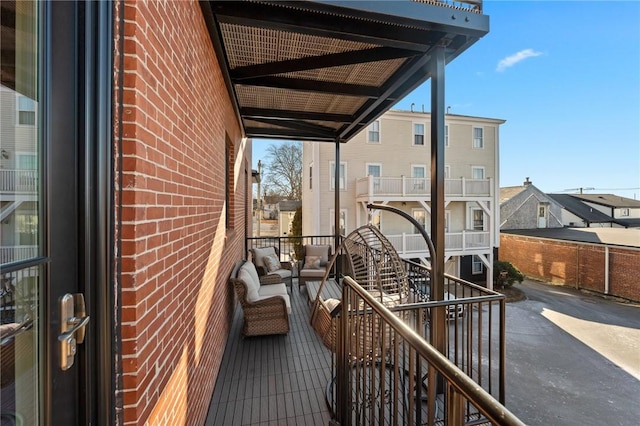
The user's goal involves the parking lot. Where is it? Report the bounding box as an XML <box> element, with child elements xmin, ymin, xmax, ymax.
<box><xmin>504</xmin><ymin>280</ymin><xmax>640</xmax><ymax>425</ymax></box>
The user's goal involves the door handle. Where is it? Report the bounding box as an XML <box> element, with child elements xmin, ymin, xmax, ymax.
<box><xmin>59</xmin><ymin>293</ymin><xmax>90</xmax><ymax>371</ymax></box>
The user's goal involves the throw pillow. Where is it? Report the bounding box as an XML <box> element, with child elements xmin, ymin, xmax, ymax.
<box><xmin>304</xmin><ymin>255</ymin><xmax>321</xmax><ymax>269</ymax></box>
<box><xmin>263</xmin><ymin>253</ymin><xmax>281</xmax><ymax>273</ymax></box>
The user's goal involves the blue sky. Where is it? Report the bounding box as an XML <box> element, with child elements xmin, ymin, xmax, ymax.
<box><xmin>253</xmin><ymin>1</ymin><xmax>640</xmax><ymax>199</ymax></box>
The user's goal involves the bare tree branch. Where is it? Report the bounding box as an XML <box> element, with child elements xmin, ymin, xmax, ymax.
<box><xmin>262</xmin><ymin>142</ymin><xmax>302</xmax><ymax>200</ymax></box>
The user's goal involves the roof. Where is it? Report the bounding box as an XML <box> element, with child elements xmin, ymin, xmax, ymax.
<box><xmin>278</xmin><ymin>200</ymin><xmax>301</xmax><ymax>212</ymax></box>
<box><xmin>502</xmin><ymin>228</ymin><xmax>640</xmax><ymax>249</ymax></box>
<box><xmin>569</xmin><ymin>194</ymin><xmax>640</xmax><ymax>209</ymax></box>
<box><xmin>499</xmin><ymin>186</ymin><xmax>527</xmax><ymax>204</ymax></box>
<box><xmin>200</xmin><ymin>0</ymin><xmax>488</xmax><ymax>143</ymax></box>
<box><xmin>614</xmin><ymin>218</ymin><xmax>640</xmax><ymax>228</ymax></box>
<box><xmin>547</xmin><ymin>194</ymin><xmax>614</xmax><ymax>224</ymax></box>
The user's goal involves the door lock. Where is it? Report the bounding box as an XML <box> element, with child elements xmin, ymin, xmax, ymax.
<box><xmin>59</xmin><ymin>293</ymin><xmax>90</xmax><ymax>371</ymax></box>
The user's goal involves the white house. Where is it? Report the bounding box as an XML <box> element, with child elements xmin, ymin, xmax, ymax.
<box><xmin>302</xmin><ymin>109</ymin><xmax>505</xmax><ymax>286</ymax></box>
<box><xmin>0</xmin><ymin>85</ymin><xmax>39</xmax><ymax>265</ymax></box>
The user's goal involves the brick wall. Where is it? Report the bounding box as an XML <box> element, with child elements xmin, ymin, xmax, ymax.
<box><xmin>114</xmin><ymin>1</ymin><xmax>247</xmax><ymax>424</ymax></box>
<box><xmin>500</xmin><ymin>234</ymin><xmax>640</xmax><ymax>302</ymax></box>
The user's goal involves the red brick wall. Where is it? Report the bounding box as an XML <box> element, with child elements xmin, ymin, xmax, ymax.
<box><xmin>114</xmin><ymin>1</ymin><xmax>247</xmax><ymax>424</ymax></box>
<box><xmin>500</xmin><ymin>234</ymin><xmax>640</xmax><ymax>302</ymax></box>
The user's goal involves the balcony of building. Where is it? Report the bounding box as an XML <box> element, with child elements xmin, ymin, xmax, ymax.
<box><xmin>0</xmin><ymin>170</ymin><xmax>38</xmax><ymax>195</ymax></box>
<box><xmin>356</xmin><ymin>176</ymin><xmax>493</xmax><ymax>204</ymax></box>
<box><xmin>387</xmin><ymin>230</ymin><xmax>491</xmax><ymax>258</ymax></box>
<box><xmin>205</xmin><ymin>235</ymin><xmax>523</xmax><ymax>425</ymax></box>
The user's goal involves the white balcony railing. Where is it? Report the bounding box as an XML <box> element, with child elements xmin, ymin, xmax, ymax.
<box><xmin>0</xmin><ymin>169</ymin><xmax>38</xmax><ymax>193</ymax></box>
<box><xmin>386</xmin><ymin>230</ymin><xmax>490</xmax><ymax>255</ymax></box>
<box><xmin>0</xmin><ymin>246</ymin><xmax>39</xmax><ymax>265</ymax></box>
<box><xmin>356</xmin><ymin>176</ymin><xmax>492</xmax><ymax>199</ymax></box>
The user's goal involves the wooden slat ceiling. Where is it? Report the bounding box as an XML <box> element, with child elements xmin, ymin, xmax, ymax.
<box><xmin>200</xmin><ymin>0</ymin><xmax>488</xmax><ymax>143</ymax></box>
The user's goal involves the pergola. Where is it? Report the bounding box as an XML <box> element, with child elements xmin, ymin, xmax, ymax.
<box><xmin>200</xmin><ymin>0</ymin><xmax>489</xmax><ymax>352</ymax></box>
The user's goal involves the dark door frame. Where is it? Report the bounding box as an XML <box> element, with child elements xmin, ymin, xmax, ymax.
<box><xmin>44</xmin><ymin>1</ymin><xmax>115</xmax><ymax>424</ymax></box>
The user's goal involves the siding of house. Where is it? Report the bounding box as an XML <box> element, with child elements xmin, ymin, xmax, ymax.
<box><xmin>115</xmin><ymin>1</ymin><xmax>247</xmax><ymax>424</ymax></box>
<box><xmin>500</xmin><ymin>234</ymin><xmax>640</xmax><ymax>302</ymax></box>
<box><xmin>500</xmin><ymin>186</ymin><xmax>563</xmax><ymax>230</ymax></box>
<box><xmin>303</xmin><ymin>111</ymin><xmax>501</xmax><ymax>236</ymax></box>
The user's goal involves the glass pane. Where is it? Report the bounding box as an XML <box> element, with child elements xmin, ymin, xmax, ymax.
<box><xmin>1</xmin><ymin>1</ymin><xmax>41</xmax><ymax>424</ymax></box>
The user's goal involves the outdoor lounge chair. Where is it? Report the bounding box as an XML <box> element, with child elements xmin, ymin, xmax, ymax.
<box><xmin>249</xmin><ymin>246</ymin><xmax>293</xmax><ymax>289</ymax></box>
<box><xmin>230</xmin><ymin>260</ymin><xmax>290</xmax><ymax>337</ymax></box>
<box><xmin>298</xmin><ymin>244</ymin><xmax>332</xmax><ymax>290</ymax></box>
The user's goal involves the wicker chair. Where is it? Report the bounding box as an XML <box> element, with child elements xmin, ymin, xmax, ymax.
<box><xmin>230</xmin><ymin>260</ymin><xmax>290</xmax><ymax>337</ymax></box>
<box><xmin>249</xmin><ymin>246</ymin><xmax>293</xmax><ymax>289</ymax></box>
<box><xmin>310</xmin><ymin>225</ymin><xmax>410</xmax><ymax>354</ymax></box>
<box><xmin>298</xmin><ymin>244</ymin><xmax>332</xmax><ymax>290</ymax></box>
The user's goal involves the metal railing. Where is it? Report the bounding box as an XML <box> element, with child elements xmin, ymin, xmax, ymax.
<box><xmin>331</xmin><ymin>274</ymin><xmax>522</xmax><ymax>426</ymax></box>
<box><xmin>356</xmin><ymin>176</ymin><xmax>492</xmax><ymax>199</ymax></box>
<box><xmin>0</xmin><ymin>169</ymin><xmax>39</xmax><ymax>193</ymax></box>
<box><xmin>412</xmin><ymin>0</ymin><xmax>483</xmax><ymax>13</ymax></box>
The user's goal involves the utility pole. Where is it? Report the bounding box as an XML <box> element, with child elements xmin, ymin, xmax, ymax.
<box><xmin>257</xmin><ymin>160</ymin><xmax>262</xmax><ymax>237</ymax></box>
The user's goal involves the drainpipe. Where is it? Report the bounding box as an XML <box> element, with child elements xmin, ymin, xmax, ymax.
<box><xmin>604</xmin><ymin>245</ymin><xmax>609</xmax><ymax>294</ymax></box>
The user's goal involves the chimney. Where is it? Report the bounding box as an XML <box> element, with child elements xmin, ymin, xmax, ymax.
<box><xmin>524</xmin><ymin>177</ymin><xmax>532</xmax><ymax>186</ymax></box>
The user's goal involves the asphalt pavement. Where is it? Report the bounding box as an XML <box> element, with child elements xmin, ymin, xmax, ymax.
<box><xmin>504</xmin><ymin>280</ymin><xmax>640</xmax><ymax>426</ymax></box>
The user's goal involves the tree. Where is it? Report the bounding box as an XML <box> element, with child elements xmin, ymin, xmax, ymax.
<box><xmin>289</xmin><ymin>206</ymin><xmax>303</xmax><ymax>261</ymax></box>
<box><xmin>262</xmin><ymin>142</ymin><xmax>302</xmax><ymax>200</ymax></box>
<box><xmin>493</xmin><ymin>260</ymin><xmax>524</xmax><ymax>288</ymax></box>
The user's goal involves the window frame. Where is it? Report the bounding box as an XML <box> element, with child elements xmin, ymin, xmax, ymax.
<box><xmin>413</xmin><ymin>122</ymin><xmax>425</xmax><ymax>146</ymax></box>
<box><xmin>412</xmin><ymin>208</ymin><xmax>427</xmax><ymax>234</ymax></box>
<box><xmin>470</xmin><ymin>207</ymin><xmax>485</xmax><ymax>231</ymax></box>
<box><xmin>329</xmin><ymin>208</ymin><xmax>348</xmax><ymax>236</ymax></box>
<box><xmin>472</xmin><ymin>255</ymin><xmax>483</xmax><ymax>275</ymax></box>
<box><xmin>16</xmin><ymin>94</ymin><xmax>37</xmax><ymax>126</ymax></box>
<box><xmin>366</xmin><ymin>163</ymin><xmax>382</xmax><ymax>177</ymax></box>
<box><xmin>472</xmin><ymin>126</ymin><xmax>484</xmax><ymax>149</ymax></box>
<box><xmin>367</xmin><ymin>120</ymin><xmax>380</xmax><ymax>144</ymax></box>
<box><xmin>445</xmin><ymin>124</ymin><xmax>449</xmax><ymax>147</ymax></box>
<box><xmin>471</xmin><ymin>166</ymin><xmax>485</xmax><ymax>180</ymax></box>
<box><xmin>330</xmin><ymin>161</ymin><xmax>347</xmax><ymax>191</ymax></box>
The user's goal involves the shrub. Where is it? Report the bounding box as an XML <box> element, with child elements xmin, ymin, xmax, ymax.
<box><xmin>494</xmin><ymin>260</ymin><xmax>524</xmax><ymax>288</ymax></box>
<box><xmin>290</xmin><ymin>206</ymin><xmax>303</xmax><ymax>260</ymax></box>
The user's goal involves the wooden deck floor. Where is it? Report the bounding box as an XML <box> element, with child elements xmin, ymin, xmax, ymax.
<box><xmin>205</xmin><ymin>282</ymin><xmax>333</xmax><ymax>425</ymax></box>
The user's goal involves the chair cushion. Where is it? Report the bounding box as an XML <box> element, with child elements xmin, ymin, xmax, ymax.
<box><xmin>252</xmin><ymin>247</ymin><xmax>277</xmax><ymax>268</ymax></box>
<box><xmin>263</xmin><ymin>253</ymin><xmax>281</xmax><ymax>273</ymax></box>
<box><xmin>258</xmin><ymin>284</ymin><xmax>291</xmax><ymax>314</ymax></box>
<box><xmin>305</xmin><ymin>245</ymin><xmax>330</xmax><ymax>266</ymax></box>
<box><xmin>238</xmin><ymin>262</ymin><xmax>260</xmax><ymax>301</ymax></box>
<box><xmin>304</xmin><ymin>255</ymin><xmax>321</xmax><ymax>269</ymax></box>
<box><xmin>299</xmin><ymin>268</ymin><xmax>326</xmax><ymax>279</ymax></box>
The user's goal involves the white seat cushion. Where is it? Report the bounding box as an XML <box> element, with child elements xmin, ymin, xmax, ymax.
<box><xmin>252</xmin><ymin>247</ymin><xmax>277</xmax><ymax>269</ymax></box>
<box><xmin>238</xmin><ymin>262</ymin><xmax>260</xmax><ymax>301</ymax></box>
<box><xmin>258</xmin><ymin>284</ymin><xmax>291</xmax><ymax>314</ymax></box>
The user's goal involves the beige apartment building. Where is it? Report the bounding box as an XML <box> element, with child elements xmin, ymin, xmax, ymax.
<box><xmin>302</xmin><ymin>109</ymin><xmax>505</xmax><ymax>286</ymax></box>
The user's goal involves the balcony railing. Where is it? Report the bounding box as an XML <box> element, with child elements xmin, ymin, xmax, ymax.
<box><xmin>247</xmin><ymin>235</ymin><xmax>518</xmax><ymax>424</ymax></box>
<box><xmin>0</xmin><ymin>169</ymin><xmax>38</xmax><ymax>193</ymax></box>
<box><xmin>0</xmin><ymin>246</ymin><xmax>38</xmax><ymax>266</ymax></box>
<box><xmin>331</xmin><ymin>265</ymin><xmax>519</xmax><ymax>425</ymax></box>
<box><xmin>387</xmin><ymin>230</ymin><xmax>490</xmax><ymax>255</ymax></box>
<box><xmin>412</xmin><ymin>0</ymin><xmax>483</xmax><ymax>13</ymax></box>
<box><xmin>356</xmin><ymin>176</ymin><xmax>492</xmax><ymax>199</ymax></box>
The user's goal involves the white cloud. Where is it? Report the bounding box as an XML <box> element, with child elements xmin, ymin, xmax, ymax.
<box><xmin>496</xmin><ymin>49</ymin><xmax>543</xmax><ymax>72</ymax></box>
